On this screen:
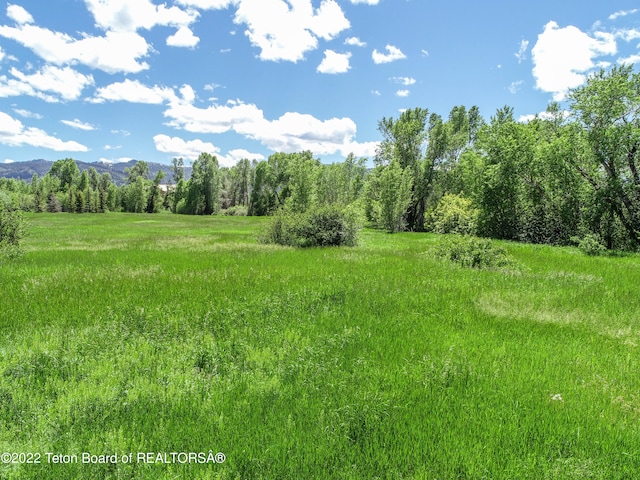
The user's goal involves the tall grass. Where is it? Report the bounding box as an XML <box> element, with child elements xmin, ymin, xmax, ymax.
<box><xmin>1</xmin><ymin>213</ymin><xmax>639</xmax><ymax>478</ymax></box>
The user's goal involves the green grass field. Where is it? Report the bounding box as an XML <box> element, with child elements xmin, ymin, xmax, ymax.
<box><xmin>1</xmin><ymin>213</ymin><xmax>640</xmax><ymax>479</ymax></box>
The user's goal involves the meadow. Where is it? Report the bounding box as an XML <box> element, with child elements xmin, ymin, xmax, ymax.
<box><xmin>1</xmin><ymin>212</ymin><xmax>639</xmax><ymax>479</ymax></box>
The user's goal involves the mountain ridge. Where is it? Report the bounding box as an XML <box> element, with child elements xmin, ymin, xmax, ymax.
<box><xmin>0</xmin><ymin>159</ymin><xmax>190</xmax><ymax>185</ymax></box>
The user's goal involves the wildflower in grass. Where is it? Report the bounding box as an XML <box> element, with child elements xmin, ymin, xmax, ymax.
<box><xmin>551</xmin><ymin>393</ymin><xmax>563</xmax><ymax>402</ymax></box>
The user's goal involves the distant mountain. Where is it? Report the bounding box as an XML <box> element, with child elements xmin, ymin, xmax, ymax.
<box><xmin>0</xmin><ymin>159</ymin><xmax>191</xmax><ymax>185</ymax></box>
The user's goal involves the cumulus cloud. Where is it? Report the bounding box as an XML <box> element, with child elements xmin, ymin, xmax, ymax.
<box><xmin>90</xmin><ymin>79</ymin><xmax>177</xmax><ymax>104</ymax></box>
<box><xmin>531</xmin><ymin>21</ymin><xmax>616</xmax><ymax>100</ymax></box>
<box><xmin>0</xmin><ymin>3</ymin><xmax>154</xmax><ymax>73</ymax></box>
<box><xmin>84</xmin><ymin>0</ymin><xmax>198</xmax><ymax>32</ymax></box>
<box><xmin>61</xmin><ymin>119</ymin><xmax>96</xmax><ymax>131</ymax></box>
<box><xmin>6</xmin><ymin>4</ymin><xmax>33</xmax><ymax>24</ymax></box>
<box><xmin>233</xmin><ymin>0</ymin><xmax>350</xmax><ymax>62</ymax></box>
<box><xmin>0</xmin><ymin>21</ymin><xmax>151</xmax><ymax>73</ymax></box>
<box><xmin>164</xmin><ymin>93</ymin><xmax>264</xmax><ymax>134</ymax></box>
<box><xmin>619</xmin><ymin>53</ymin><xmax>640</xmax><ymax>64</ymax></box>
<box><xmin>372</xmin><ymin>45</ymin><xmax>406</xmax><ymax>64</ymax></box>
<box><xmin>344</xmin><ymin>36</ymin><xmax>366</xmax><ymax>47</ymax></box>
<box><xmin>226</xmin><ymin>148</ymin><xmax>264</xmax><ymax>162</ymax></box>
<box><xmin>0</xmin><ymin>65</ymin><xmax>94</xmax><ymax>102</ymax></box>
<box><xmin>153</xmin><ymin>134</ymin><xmax>264</xmax><ymax>167</ymax></box>
<box><xmin>317</xmin><ymin>50</ymin><xmax>351</xmax><ymax>74</ymax></box>
<box><xmin>154</xmin><ymin>134</ymin><xmax>221</xmax><ymax>161</ymax></box>
<box><xmin>175</xmin><ymin>0</ymin><xmax>237</xmax><ymax>8</ymax></box>
<box><xmin>391</xmin><ymin>76</ymin><xmax>416</xmax><ymax>86</ymax></box>
<box><xmin>350</xmin><ymin>0</ymin><xmax>379</xmax><ymax>4</ymax></box>
<box><xmin>395</xmin><ymin>89</ymin><xmax>410</xmax><ymax>97</ymax></box>
<box><xmin>518</xmin><ymin>109</ymin><xmax>570</xmax><ymax>123</ymax></box>
<box><xmin>166</xmin><ymin>26</ymin><xmax>200</xmax><ymax>47</ymax></box>
<box><xmin>163</xmin><ymin>92</ymin><xmax>377</xmax><ymax>158</ymax></box>
<box><xmin>0</xmin><ymin>111</ymin><xmax>88</xmax><ymax>151</ymax></box>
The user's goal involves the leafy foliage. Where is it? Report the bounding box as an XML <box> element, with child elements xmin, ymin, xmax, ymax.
<box><xmin>426</xmin><ymin>193</ymin><xmax>478</xmax><ymax>235</ymax></box>
<box><xmin>0</xmin><ymin>206</ymin><xmax>27</xmax><ymax>260</ymax></box>
<box><xmin>572</xmin><ymin>233</ymin><xmax>606</xmax><ymax>256</ymax></box>
<box><xmin>260</xmin><ymin>206</ymin><xmax>359</xmax><ymax>247</ymax></box>
<box><xmin>436</xmin><ymin>235</ymin><xmax>512</xmax><ymax>269</ymax></box>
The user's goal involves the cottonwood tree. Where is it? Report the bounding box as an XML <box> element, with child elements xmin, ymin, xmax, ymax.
<box><xmin>377</xmin><ymin>160</ymin><xmax>414</xmax><ymax>233</ymax></box>
<box><xmin>376</xmin><ymin>107</ymin><xmax>430</xmax><ymax>230</ymax></box>
<box><xmin>568</xmin><ymin>65</ymin><xmax>640</xmax><ymax>247</ymax></box>
<box><xmin>184</xmin><ymin>152</ymin><xmax>221</xmax><ymax>215</ymax></box>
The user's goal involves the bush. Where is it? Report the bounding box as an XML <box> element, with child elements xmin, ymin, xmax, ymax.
<box><xmin>572</xmin><ymin>233</ymin><xmax>606</xmax><ymax>256</ymax></box>
<box><xmin>260</xmin><ymin>206</ymin><xmax>360</xmax><ymax>247</ymax></box>
<box><xmin>0</xmin><ymin>207</ymin><xmax>27</xmax><ymax>260</ymax></box>
<box><xmin>223</xmin><ymin>205</ymin><xmax>248</xmax><ymax>216</ymax></box>
<box><xmin>426</xmin><ymin>193</ymin><xmax>478</xmax><ymax>235</ymax></box>
<box><xmin>436</xmin><ymin>235</ymin><xmax>511</xmax><ymax>269</ymax></box>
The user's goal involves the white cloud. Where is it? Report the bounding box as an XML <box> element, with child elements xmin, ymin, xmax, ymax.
<box><xmin>12</xmin><ymin>65</ymin><xmax>93</xmax><ymax>101</ymax></box>
<box><xmin>84</xmin><ymin>0</ymin><xmax>198</xmax><ymax>32</ymax></box>
<box><xmin>615</xmin><ymin>28</ymin><xmax>640</xmax><ymax>42</ymax></box>
<box><xmin>515</xmin><ymin>39</ymin><xmax>529</xmax><ymax>63</ymax></box>
<box><xmin>166</xmin><ymin>26</ymin><xmax>200</xmax><ymax>47</ymax></box>
<box><xmin>226</xmin><ymin>148</ymin><xmax>264</xmax><ymax>162</ymax></box>
<box><xmin>0</xmin><ymin>23</ymin><xmax>151</xmax><ymax>74</ymax></box>
<box><xmin>371</xmin><ymin>89</ymin><xmax>381</xmax><ymax>96</ymax></box>
<box><xmin>61</xmin><ymin>119</ymin><xmax>96</xmax><ymax>131</ymax></box>
<box><xmin>350</xmin><ymin>0</ymin><xmax>379</xmax><ymax>4</ymax></box>
<box><xmin>0</xmin><ymin>111</ymin><xmax>88</xmax><ymax>151</ymax></box>
<box><xmin>317</xmin><ymin>50</ymin><xmax>351</xmax><ymax>74</ymax></box>
<box><xmin>0</xmin><ymin>65</ymin><xmax>94</xmax><ymax>102</ymax></box>
<box><xmin>531</xmin><ymin>21</ymin><xmax>617</xmax><ymax>101</ymax></box>
<box><xmin>90</xmin><ymin>79</ymin><xmax>176</xmax><ymax>104</ymax></box>
<box><xmin>518</xmin><ymin>109</ymin><xmax>570</xmax><ymax>123</ymax></box>
<box><xmin>154</xmin><ymin>134</ymin><xmax>221</xmax><ymax>161</ymax></box>
<box><xmin>508</xmin><ymin>80</ymin><xmax>524</xmax><ymax>94</ymax></box>
<box><xmin>99</xmin><ymin>156</ymin><xmax>133</xmax><ymax>163</ymax></box>
<box><xmin>391</xmin><ymin>76</ymin><xmax>416</xmax><ymax>86</ymax></box>
<box><xmin>154</xmin><ymin>134</ymin><xmax>266</xmax><ymax>167</ymax></box>
<box><xmin>164</xmin><ymin>93</ymin><xmax>264</xmax><ymax>134</ymax></box>
<box><xmin>609</xmin><ymin>9</ymin><xmax>639</xmax><ymax>20</ymax></box>
<box><xmin>3</xmin><ymin>159</ymin><xmax>14</xmax><ymax>163</ymax></box>
<box><xmin>13</xmin><ymin>109</ymin><xmax>43</xmax><ymax>119</ymax></box>
<box><xmin>236</xmin><ymin>111</ymin><xmax>376</xmax><ymax>157</ymax></box>
<box><xmin>234</xmin><ymin>0</ymin><xmax>350</xmax><ymax>62</ymax></box>
<box><xmin>345</xmin><ymin>36</ymin><xmax>366</xmax><ymax>47</ymax></box>
<box><xmin>372</xmin><ymin>45</ymin><xmax>406</xmax><ymax>64</ymax></box>
<box><xmin>7</xmin><ymin>4</ymin><xmax>33</xmax><ymax>24</ymax></box>
<box><xmin>421</xmin><ymin>49</ymin><xmax>429</xmax><ymax>57</ymax></box>
<box><xmin>164</xmin><ymin>93</ymin><xmax>377</xmax><ymax>158</ymax></box>
<box><xmin>395</xmin><ymin>89</ymin><xmax>410</xmax><ymax>97</ymax></box>
<box><xmin>175</xmin><ymin>0</ymin><xmax>237</xmax><ymax>8</ymax></box>
<box><xmin>619</xmin><ymin>54</ymin><xmax>640</xmax><ymax>64</ymax></box>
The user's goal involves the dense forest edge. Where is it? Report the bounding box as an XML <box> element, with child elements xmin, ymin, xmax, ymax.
<box><xmin>2</xmin><ymin>65</ymin><xmax>640</xmax><ymax>252</ymax></box>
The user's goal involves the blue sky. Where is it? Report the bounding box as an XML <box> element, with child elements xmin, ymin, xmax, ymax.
<box><xmin>0</xmin><ymin>0</ymin><xmax>639</xmax><ymax>167</ymax></box>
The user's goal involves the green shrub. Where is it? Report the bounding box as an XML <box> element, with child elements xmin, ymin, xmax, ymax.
<box><xmin>436</xmin><ymin>235</ymin><xmax>511</xmax><ymax>269</ymax></box>
<box><xmin>426</xmin><ymin>193</ymin><xmax>478</xmax><ymax>235</ymax></box>
<box><xmin>223</xmin><ymin>205</ymin><xmax>248</xmax><ymax>216</ymax></box>
<box><xmin>572</xmin><ymin>233</ymin><xmax>606</xmax><ymax>256</ymax></box>
<box><xmin>260</xmin><ymin>206</ymin><xmax>360</xmax><ymax>247</ymax></box>
<box><xmin>0</xmin><ymin>207</ymin><xmax>27</xmax><ymax>260</ymax></box>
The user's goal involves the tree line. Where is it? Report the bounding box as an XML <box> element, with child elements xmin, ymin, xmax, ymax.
<box><xmin>1</xmin><ymin>65</ymin><xmax>640</xmax><ymax>250</ymax></box>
